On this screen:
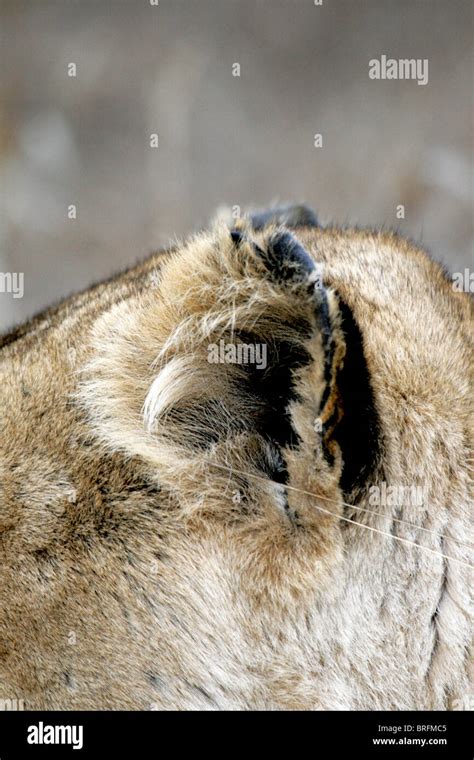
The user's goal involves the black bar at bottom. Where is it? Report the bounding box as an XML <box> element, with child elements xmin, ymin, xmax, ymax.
<box><xmin>0</xmin><ymin>710</ymin><xmax>470</xmax><ymax>758</ymax></box>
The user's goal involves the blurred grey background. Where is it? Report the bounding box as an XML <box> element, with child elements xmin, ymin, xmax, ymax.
<box><xmin>0</xmin><ymin>0</ymin><xmax>472</xmax><ymax>331</ymax></box>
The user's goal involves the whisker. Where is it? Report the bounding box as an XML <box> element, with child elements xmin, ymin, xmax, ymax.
<box><xmin>293</xmin><ymin>485</ymin><xmax>474</xmax><ymax>550</ymax></box>
<box><xmin>203</xmin><ymin>461</ymin><xmax>473</xmax><ymax>568</ymax></box>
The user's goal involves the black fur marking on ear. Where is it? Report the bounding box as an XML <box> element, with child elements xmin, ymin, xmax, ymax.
<box><xmin>335</xmin><ymin>300</ymin><xmax>381</xmax><ymax>495</ymax></box>
<box><xmin>259</xmin><ymin>230</ymin><xmax>316</xmax><ymax>284</ymax></box>
<box><xmin>259</xmin><ymin>442</ymin><xmax>289</xmax><ymax>485</ymax></box>
<box><xmin>230</xmin><ymin>228</ymin><xmax>245</xmax><ymax>245</ymax></box>
<box><xmin>230</xmin><ymin>227</ymin><xmax>268</xmax><ymax>260</ymax></box>
<box><xmin>248</xmin><ymin>204</ymin><xmax>318</xmax><ymax>231</ymax></box>
<box><xmin>313</xmin><ymin>287</ymin><xmax>335</xmax><ymax>414</ymax></box>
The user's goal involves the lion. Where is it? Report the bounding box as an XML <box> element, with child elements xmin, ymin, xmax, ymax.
<box><xmin>0</xmin><ymin>204</ymin><xmax>471</xmax><ymax>710</ymax></box>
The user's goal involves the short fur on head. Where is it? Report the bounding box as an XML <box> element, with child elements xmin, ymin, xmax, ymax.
<box><xmin>0</xmin><ymin>204</ymin><xmax>471</xmax><ymax>710</ymax></box>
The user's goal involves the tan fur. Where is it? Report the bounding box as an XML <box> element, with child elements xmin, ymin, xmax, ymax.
<box><xmin>0</xmin><ymin>214</ymin><xmax>471</xmax><ymax>710</ymax></box>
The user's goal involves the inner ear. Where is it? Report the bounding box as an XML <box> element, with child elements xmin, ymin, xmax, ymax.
<box><xmin>333</xmin><ymin>299</ymin><xmax>381</xmax><ymax>495</ymax></box>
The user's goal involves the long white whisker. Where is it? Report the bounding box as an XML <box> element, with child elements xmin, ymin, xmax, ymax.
<box><xmin>203</xmin><ymin>461</ymin><xmax>473</xmax><ymax>568</ymax></box>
